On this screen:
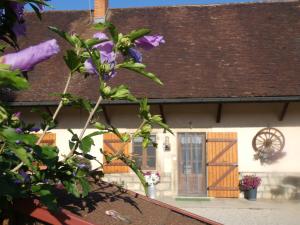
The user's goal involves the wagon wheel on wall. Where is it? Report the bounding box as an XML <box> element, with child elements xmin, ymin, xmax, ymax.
<box><xmin>252</xmin><ymin>128</ymin><xmax>285</xmax><ymax>162</ymax></box>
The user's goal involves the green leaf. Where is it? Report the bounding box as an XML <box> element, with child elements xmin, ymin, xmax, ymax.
<box><xmin>100</xmin><ymin>83</ymin><xmax>111</xmax><ymax>96</ymax></box>
<box><xmin>151</xmin><ymin>115</ymin><xmax>162</xmax><ymax>123</ymax></box>
<box><xmin>34</xmin><ymin>185</ymin><xmax>58</xmax><ymax>212</ymax></box>
<box><xmin>156</xmin><ymin>121</ymin><xmax>173</xmax><ymax>134</ymax></box>
<box><xmin>0</xmin><ymin>44</ymin><xmax>6</xmax><ymax>52</ymax></box>
<box><xmin>0</xmin><ymin>127</ymin><xmax>38</xmax><ymax>145</ymax></box>
<box><xmin>10</xmin><ymin>146</ymin><xmax>32</xmax><ymax>167</ymax></box>
<box><xmin>117</xmin><ymin>62</ymin><xmax>146</xmax><ymax>70</ymax></box>
<box><xmin>68</xmin><ymin>129</ymin><xmax>75</xmax><ymax>135</ymax></box>
<box><xmin>93</xmin><ymin>23</ymin><xmax>108</xmax><ymax>31</ymax></box>
<box><xmin>120</xmin><ymin>65</ymin><xmax>163</xmax><ymax>85</ymax></box>
<box><xmin>34</xmin><ymin>145</ymin><xmax>59</xmax><ymax>168</ymax></box>
<box><xmin>118</xmin><ymin>155</ymin><xmax>148</xmax><ymax>193</ymax></box>
<box><xmin>0</xmin><ymin>106</ymin><xmax>8</xmax><ymax>123</ymax></box>
<box><xmin>0</xmin><ymin>177</ymin><xmax>21</xmax><ymax>198</ymax></box>
<box><xmin>79</xmin><ymin>136</ymin><xmax>94</xmax><ymax>153</ymax></box>
<box><xmin>28</xmin><ymin>0</ymin><xmax>52</xmax><ymax>8</ymax></box>
<box><xmin>94</xmin><ymin>122</ymin><xmax>106</xmax><ymax>130</ymax></box>
<box><xmin>105</xmin><ymin>22</ymin><xmax>119</xmax><ymax>44</ymax></box>
<box><xmin>48</xmin><ymin>26</ymin><xmax>81</xmax><ymax>47</ymax></box>
<box><xmin>84</xmin><ymin>38</ymin><xmax>108</xmax><ymax>48</ymax></box>
<box><xmin>139</xmin><ymin>98</ymin><xmax>151</xmax><ymax>119</ymax></box>
<box><xmin>31</xmin><ymin>108</ymin><xmax>55</xmax><ymax>130</ymax></box>
<box><xmin>109</xmin><ymin>127</ymin><xmax>124</xmax><ymax>142</ymax></box>
<box><xmin>71</xmin><ymin>133</ymin><xmax>79</xmax><ymax>142</ymax></box>
<box><xmin>86</xmin><ymin>131</ymin><xmax>106</xmax><ymax>138</ymax></box>
<box><xmin>78</xmin><ymin>177</ymin><xmax>90</xmax><ymax>197</ymax></box>
<box><xmin>109</xmin><ymin>85</ymin><xmax>137</xmax><ymax>102</ymax></box>
<box><xmin>142</xmin><ymin>138</ymin><xmax>150</xmax><ymax>149</ymax></box>
<box><xmin>63</xmin><ymin>50</ymin><xmax>81</xmax><ymax>73</ymax></box>
<box><xmin>69</xmin><ymin>140</ymin><xmax>76</xmax><ymax>150</ymax></box>
<box><xmin>127</xmin><ymin>28</ymin><xmax>151</xmax><ymax>41</ymax></box>
<box><xmin>0</xmin><ymin>66</ymin><xmax>29</xmax><ymax>90</ymax></box>
<box><xmin>121</xmin><ymin>133</ymin><xmax>130</xmax><ymax>142</ymax></box>
<box><xmin>29</xmin><ymin>3</ymin><xmax>42</xmax><ymax>20</ymax></box>
<box><xmin>63</xmin><ymin>180</ymin><xmax>80</xmax><ymax>198</ymax></box>
<box><xmin>150</xmin><ymin>115</ymin><xmax>173</xmax><ymax>134</ymax></box>
<box><xmin>0</xmin><ymin>156</ymin><xmax>13</xmax><ymax>171</ymax></box>
<box><xmin>82</xmin><ymin>153</ymin><xmax>96</xmax><ymax>160</ymax></box>
<box><xmin>141</xmin><ymin>124</ymin><xmax>152</xmax><ymax>134</ymax></box>
<box><xmin>31</xmin><ymin>184</ymin><xmax>42</xmax><ymax>193</ymax></box>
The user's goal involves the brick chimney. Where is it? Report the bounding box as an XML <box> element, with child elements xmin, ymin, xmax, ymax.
<box><xmin>94</xmin><ymin>0</ymin><xmax>108</xmax><ymax>23</ymax></box>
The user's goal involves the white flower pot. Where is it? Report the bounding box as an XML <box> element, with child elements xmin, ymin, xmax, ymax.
<box><xmin>147</xmin><ymin>184</ymin><xmax>156</xmax><ymax>199</ymax></box>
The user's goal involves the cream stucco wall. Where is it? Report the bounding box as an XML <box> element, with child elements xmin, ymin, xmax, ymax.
<box><xmin>16</xmin><ymin>102</ymin><xmax>300</xmax><ymax>197</ymax></box>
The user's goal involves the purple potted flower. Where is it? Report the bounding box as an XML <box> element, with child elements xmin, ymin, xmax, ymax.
<box><xmin>239</xmin><ymin>175</ymin><xmax>262</xmax><ymax>200</ymax></box>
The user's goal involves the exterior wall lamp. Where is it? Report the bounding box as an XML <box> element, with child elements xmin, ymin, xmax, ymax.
<box><xmin>164</xmin><ymin>136</ymin><xmax>171</xmax><ymax>151</ymax></box>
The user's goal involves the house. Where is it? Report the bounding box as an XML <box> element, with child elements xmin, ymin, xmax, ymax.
<box><xmin>4</xmin><ymin>0</ymin><xmax>300</xmax><ymax>200</ymax></box>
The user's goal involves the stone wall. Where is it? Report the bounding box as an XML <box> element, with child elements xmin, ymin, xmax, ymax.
<box><xmin>102</xmin><ymin>173</ymin><xmax>173</xmax><ymax>197</ymax></box>
<box><xmin>240</xmin><ymin>172</ymin><xmax>300</xmax><ymax>200</ymax></box>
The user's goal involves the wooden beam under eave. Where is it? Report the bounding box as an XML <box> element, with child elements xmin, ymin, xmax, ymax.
<box><xmin>159</xmin><ymin>104</ymin><xmax>167</xmax><ymax>123</ymax></box>
<box><xmin>216</xmin><ymin>103</ymin><xmax>223</xmax><ymax>123</ymax></box>
<box><xmin>278</xmin><ymin>102</ymin><xmax>289</xmax><ymax>121</ymax></box>
<box><xmin>101</xmin><ymin>105</ymin><xmax>111</xmax><ymax>125</ymax></box>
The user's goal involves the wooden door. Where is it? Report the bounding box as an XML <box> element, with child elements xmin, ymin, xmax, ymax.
<box><xmin>206</xmin><ymin>132</ymin><xmax>239</xmax><ymax>198</ymax></box>
<box><xmin>178</xmin><ymin>133</ymin><xmax>206</xmax><ymax>196</ymax></box>
<box><xmin>103</xmin><ymin>133</ymin><xmax>130</xmax><ymax>174</ymax></box>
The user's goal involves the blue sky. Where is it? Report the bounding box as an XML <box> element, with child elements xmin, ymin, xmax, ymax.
<box><xmin>43</xmin><ymin>0</ymin><xmax>256</xmax><ymax>10</ymax></box>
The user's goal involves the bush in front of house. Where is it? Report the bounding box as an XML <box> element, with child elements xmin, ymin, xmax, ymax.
<box><xmin>0</xmin><ymin>0</ymin><xmax>172</xmax><ymax>217</ymax></box>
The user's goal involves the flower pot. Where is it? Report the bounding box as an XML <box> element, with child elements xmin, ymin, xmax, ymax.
<box><xmin>147</xmin><ymin>184</ymin><xmax>156</xmax><ymax>199</ymax></box>
<box><xmin>244</xmin><ymin>188</ymin><xmax>257</xmax><ymax>201</ymax></box>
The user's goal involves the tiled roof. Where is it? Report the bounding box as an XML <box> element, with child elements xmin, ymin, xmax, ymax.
<box><xmin>3</xmin><ymin>2</ymin><xmax>300</xmax><ymax>104</ymax></box>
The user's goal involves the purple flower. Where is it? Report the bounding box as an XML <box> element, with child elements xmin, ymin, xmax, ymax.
<box><xmin>2</xmin><ymin>39</ymin><xmax>60</xmax><ymax>72</ymax></box>
<box><xmin>84</xmin><ymin>56</ymin><xmax>117</xmax><ymax>80</ymax></box>
<box><xmin>93</xmin><ymin>32</ymin><xmax>108</xmax><ymax>40</ymax></box>
<box><xmin>77</xmin><ymin>163</ymin><xmax>88</xmax><ymax>169</ymax></box>
<box><xmin>84</xmin><ymin>58</ymin><xmax>97</xmax><ymax>75</ymax></box>
<box><xmin>9</xmin><ymin>2</ymin><xmax>25</xmax><ymax>21</ymax></box>
<box><xmin>13</xmin><ymin>112</ymin><xmax>21</xmax><ymax>118</ymax></box>
<box><xmin>30</xmin><ymin>127</ymin><xmax>40</xmax><ymax>133</ymax></box>
<box><xmin>19</xmin><ymin>169</ymin><xmax>30</xmax><ymax>183</ymax></box>
<box><xmin>24</xmin><ymin>146</ymin><xmax>33</xmax><ymax>152</ymax></box>
<box><xmin>128</xmin><ymin>48</ymin><xmax>142</xmax><ymax>63</ymax></box>
<box><xmin>14</xmin><ymin>179</ymin><xmax>22</xmax><ymax>185</ymax></box>
<box><xmin>92</xmin><ymin>33</ymin><xmax>114</xmax><ymax>59</ymax></box>
<box><xmin>84</xmin><ymin>33</ymin><xmax>117</xmax><ymax>80</ymax></box>
<box><xmin>15</xmin><ymin>140</ymin><xmax>22</xmax><ymax>145</ymax></box>
<box><xmin>135</xmin><ymin>35</ymin><xmax>165</xmax><ymax>50</ymax></box>
<box><xmin>9</xmin><ymin>2</ymin><xmax>26</xmax><ymax>37</ymax></box>
<box><xmin>15</xmin><ymin>128</ymin><xmax>23</xmax><ymax>134</ymax></box>
<box><xmin>12</xmin><ymin>22</ymin><xmax>26</xmax><ymax>37</ymax></box>
<box><xmin>93</xmin><ymin>33</ymin><xmax>113</xmax><ymax>53</ymax></box>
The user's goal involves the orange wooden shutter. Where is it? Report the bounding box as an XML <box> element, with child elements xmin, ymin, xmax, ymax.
<box><xmin>206</xmin><ymin>132</ymin><xmax>239</xmax><ymax>198</ymax></box>
<box><xmin>36</xmin><ymin>133</ymin><xmax>56</xmax><ymax>146</ymax></box>
<box><xmin>103</xmin><ymin>133</ymin><xmax>130</xmax><ymax>174</ymax></box>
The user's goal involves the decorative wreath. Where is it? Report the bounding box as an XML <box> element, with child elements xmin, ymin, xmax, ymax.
<box><xmin>252</xmin><ymin>128</ymin><xmax>285</xmax><ymax>164</ymax></box>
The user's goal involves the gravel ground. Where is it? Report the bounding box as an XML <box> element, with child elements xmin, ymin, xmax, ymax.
<box><xmin>159</xmin><ymin>198</ymin><xmax>300</xmax><ymax>225</ymax></box>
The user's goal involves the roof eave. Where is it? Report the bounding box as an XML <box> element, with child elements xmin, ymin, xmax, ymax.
<box><xmin>7</xmin><ymin>96</ymin><xmax>300</xmax><ymax>107</ymax></box>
